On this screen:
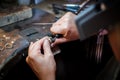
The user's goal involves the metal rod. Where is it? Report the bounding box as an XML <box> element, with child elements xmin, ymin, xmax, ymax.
<box><xmin>32</xmin><ymin>23</ymin><xmax>54</xmax><ymax>26</ymax></box>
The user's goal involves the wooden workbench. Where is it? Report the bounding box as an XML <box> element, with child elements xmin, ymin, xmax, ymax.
<box><xmin>0</xmin><ymin>7</ymin><xmax>55</xmax><ymax>79</ymax></box>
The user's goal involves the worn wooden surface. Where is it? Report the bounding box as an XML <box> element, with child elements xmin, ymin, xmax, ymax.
<box><xmin>0</xmin><ymin>6</ymin><xmax>32</xmax><ymax>27</ymax></box>
<box><xmin>0</xmin><ymin>29</ymin><xmax>25</xmax><ymax>64</ymax></box>
<box><xmin>0</xmin><ymin>8</ymin><xmax>55</xmax><ymax>79</ymax></box>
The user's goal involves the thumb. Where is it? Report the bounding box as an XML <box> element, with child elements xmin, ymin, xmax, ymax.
<box><xmin>43</xmin><ymin>39</ymin><xmax>53</xmax><ymax>55</ymax></box>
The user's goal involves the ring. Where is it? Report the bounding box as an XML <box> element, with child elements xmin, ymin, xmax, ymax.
<box><xmin>5</xmin><ymin>43</ymin><xmax>13</xmax><ymax>49</ymax></box>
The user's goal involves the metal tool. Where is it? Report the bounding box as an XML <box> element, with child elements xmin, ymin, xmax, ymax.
<box><xmin>52</xmin><ymin>0</ymin><xmax>90</xmax><ymax>14</ymax></box>
<box><xmin>76</xmin><ymin>0</ymin><xmax>90</xmax><ymax>14</ymax></box>
<box><xmin>48</xmin><ymin>34</ymin><xmax>63</xmax><ymax>43</ymax></box>
<box><xmin>32</xmin><ymin>22</ymin><xmax>54</xmax><ymax>26</ymax></box>
<box><xmin>76</xmin><ymin>0</ymin><xmax>120</xmax><ymax>41</ymax></box>
<box><xmin>47</xmin><ymin>33</ymin><xmax>63</xmax><ymax>55</ymax></box>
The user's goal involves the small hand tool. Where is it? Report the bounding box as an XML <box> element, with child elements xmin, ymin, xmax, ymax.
<box><xmin>47</xmin><ymin>33</ymin><xmax>63</xmax><ymax>55</ymax></box>
<box><xmin>48</xmin><ymin>33</ymin><xmax>63</xmax><ymax>43</ymax></box>
<box><xmin>52</xmin><ymin>0</ymin><xmax>90</xmax><ymax>14</ymax></box>
<box><xmin>32</xmin><ymin>22</ymin><xmax>54</xmax><ymax>26</ymax></box>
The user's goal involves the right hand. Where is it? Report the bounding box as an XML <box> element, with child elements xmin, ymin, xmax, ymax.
<box><xmin>50</xmin><ymin>12</ymin><xmax>80</xmax><ymax>46</ymax></box>
<box><xmin>26</xmin><ymin>37</ymin><xmax>56</xmax><ymax>80</ymax></box>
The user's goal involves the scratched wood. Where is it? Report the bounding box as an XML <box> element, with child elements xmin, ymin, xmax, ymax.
<box><xmin>0</xmin><ymin>30</ymin><xmax>22</xmax><ymax>63</ymax></box>
<box><xmin>0</xmin><ymin>8</ymin><xmax>55</xmax><ymax>79</ymax></box>
<box><xmin>0</xmin><ymin>6</ymin><xmax>32</xmax><ymax>27</ymax></box>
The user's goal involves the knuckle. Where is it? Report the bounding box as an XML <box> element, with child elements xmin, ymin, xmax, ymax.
<box><xmin>66</xmin><ymin>12</ymin><xmax>72</xmax><ymax>16</ymax></box>
<box><xmin>52</xmin><ymin>23</ymin><xmax>56</xmax><ymax>27</ymax></box>
<box><xmin>47</xmin><ymin>54</ymin><xmax>54</xmax><ymax>58</ymax></box>
<box><xmin>28</xmin><ymin>54</ymin><xmax>37</xmax><ymax>60</ymax></box>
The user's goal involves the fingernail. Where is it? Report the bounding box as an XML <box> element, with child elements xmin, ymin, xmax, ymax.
<box><xmin>30</xmin><ymin>42</ymin><xmax>33</xmax><ymax>44</ymax></box>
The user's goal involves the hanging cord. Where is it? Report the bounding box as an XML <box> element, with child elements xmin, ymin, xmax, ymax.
<box><xmin>86</xmin><ymin>29</ymin><xmax>108</xmax><ymax>63</ymax></box>
<box><xmin>95</xmin><ymin>29</ymin><xmax>108</xmax><ymax>63</ymax></box>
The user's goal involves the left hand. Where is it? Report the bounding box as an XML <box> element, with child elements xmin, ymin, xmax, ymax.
<box><xmin>50</xmin><ymin>12</ymin><xmax>80</xmax><ymax>46</ymax></box>
<box><xmin>26</xmin><ymin>37</ymin><xmax>56</xmax><ymax>80</ymax></box>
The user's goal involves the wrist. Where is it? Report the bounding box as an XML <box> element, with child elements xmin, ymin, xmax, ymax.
<box><xmin>38</xmin><ymin>73</ymin><xmax>56</xmax><ymax>80</ymax></box>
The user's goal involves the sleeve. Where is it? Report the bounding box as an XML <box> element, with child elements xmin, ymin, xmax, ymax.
<box><xmin>75</xmin><ymin>1</ymin><xmax>120</xmax><ymax>41</ymax></box>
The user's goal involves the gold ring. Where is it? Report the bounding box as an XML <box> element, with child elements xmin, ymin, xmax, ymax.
<box><xmin>5</xmin><ymin>43</ymin><xmax>13</xmax><ymax>49</ymax></box>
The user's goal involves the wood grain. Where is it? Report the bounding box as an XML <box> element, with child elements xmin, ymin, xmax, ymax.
<box><xmin>0</xmin><ymin>6</ymin><xmax>32</xmax><ymax>27</ymax></box>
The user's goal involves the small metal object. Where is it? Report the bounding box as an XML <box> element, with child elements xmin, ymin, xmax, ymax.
<box><xmin>36</xmin><ymin>39</ymin><xmax>39</xmax><ymax>41</ymax></box>
<box><xmin>18</xmin><ymin>0</ymin><xmax>31</xmax><ymax>6</ymax></box>
<box><xmin>49</xmin><ymin>37</ymin><xmax>56</xmax><ymax>43</ymax></box>
<box><xmin>52</xmin><ymin>0</ymin><xmax>90</xmax><ymax>15</ymax></box>
<box><xmin>32</xmin><ymin>23</ymin><xmax>54</xmax><ymax>26</ymax></box>
<box><xmin>3</xmin><ymin>35</ymin><xmax>6</xmax><ymax>38</ymax></box>
<box><xmin>76</xmin><ymin>0</ymin><xmax>90</xmax><ymax>14</ymax></box>
<box><xmin>52</xmin><ymin>46</ymin><xmax>61</xmax><ymax>56</ymax></box>
<box><xmin>0</xmin><ymin>38</ymin><xmax>5</xmax><ymax>42</ymax></box>
<box><xmin>5</xmin><ymin>43</ymin><xmax>13</xmax><ymax>49</ymax></box>
<box><xmin>48</xmin><ymin>34</ymin><xmax>63</xmax><ymax>43</ymax></box>
<box><xmin>47</xmin><ymin>33</ymin><xmax>63</xmax><ymax>55</ymax></box>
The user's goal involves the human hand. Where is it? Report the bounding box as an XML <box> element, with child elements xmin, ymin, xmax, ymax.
<box><xmin>26</xmin><ymin>37</ymin><xmax>56</xmax><ymax>80</ymax></box>
<box><xmin>50</xmin><ymin>12</ymin><xmax>80</xmax><ymax>46</ymax></box>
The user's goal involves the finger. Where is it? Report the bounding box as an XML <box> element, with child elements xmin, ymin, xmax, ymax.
<box><xmin>28</xmin><ymin>37</ymin><xmax>49</xmax><ymax>56</ymax></box>
<box><xmin>26</xmin><ymin>56</ymin><xmax>29</xmax><ymax>63</ymax></box>
<box><xmin>28</xmin><ymin>42</ymin><xmax>35</xmax><ymax>55</ymax></box>
<box><xmin>51</xmin><ymin>38</ymin><xmax>68</xmax><ymax>47</ymax></box>
<box><xmin>28</xmin><ymin>42</ymin><xmax>34</xmax><ymax>50</ymax></box>
<box><xmin>50</xmin><ymin>24</ymin><xmax>68</xmax><ymax>36</ymax></box>
<box><xmin>31</xmin><ymin>37</ymin><xmax>49</xmax><ymax>50</ymax></box>
<box><xmin>43</xmin><ymin>39</ymin><xmax>53</xmax><ymax>55</ymax></box>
